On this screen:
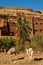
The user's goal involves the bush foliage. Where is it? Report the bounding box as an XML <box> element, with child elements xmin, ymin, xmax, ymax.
<box><xmin>31</xmin><ymin>34</ymin><xmax>43</xmax><ymax>51</ymax></box>
<box><xmin>0</xmin><ymin>37</ymin><xmax>16</xmax><ymax>52</ymax></box>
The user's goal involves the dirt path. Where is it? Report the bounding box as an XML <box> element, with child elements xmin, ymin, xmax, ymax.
<box><xmin>0</xmin><ymin>52</ymin><xmax>43</xmax><ymax>65</ymax></box>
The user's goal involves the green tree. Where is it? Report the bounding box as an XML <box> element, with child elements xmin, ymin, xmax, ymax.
<box><xmin>16</xmin><ymin>17</ymin><xmax>32</xmax><ymax>51</ymax></box>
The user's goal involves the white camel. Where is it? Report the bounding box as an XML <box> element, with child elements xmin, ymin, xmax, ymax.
<box><xmin>25</xmin><ymin>48</ymin><xmax>34</xmax><ymax>62</ymax></box>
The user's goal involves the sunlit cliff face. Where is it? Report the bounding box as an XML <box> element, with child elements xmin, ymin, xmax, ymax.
<box><xmin>0</xmin><ymin>7</ymin><xmax>43</xmax><ymax>37</ymax></box>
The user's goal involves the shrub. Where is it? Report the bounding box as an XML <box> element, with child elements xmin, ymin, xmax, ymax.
<box><xmin>0</xmin><ymin>37</ymin><xmax>16</xmax><ymax>52</ymax></box>
<box><xmin>15</xmin><ymin>39</ymin><xmax>31</xmax><ymax>53</ymax></box>
<box><xmin>31</xmin><ymin>34</ymin><xmax>43</xmax><ymax>51</ymax></box>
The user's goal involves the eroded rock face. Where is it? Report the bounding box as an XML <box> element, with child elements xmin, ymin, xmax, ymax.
<box><xmin>0</xmin><ymin>7</ymin><xmax>43</xmax><ymax>37</ymax></box>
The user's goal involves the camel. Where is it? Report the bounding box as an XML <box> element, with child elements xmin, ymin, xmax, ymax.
<box><xmin>25</xmin><ymin>48</ymin><xmax>34</xmax><ymax>62</ymax></box>
<box><xmin>7</xmin><ymin>47</ymin><xmax>16</xmax><ymax>56</ymax></box>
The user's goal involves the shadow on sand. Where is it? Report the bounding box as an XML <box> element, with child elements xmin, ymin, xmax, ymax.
<box><xmin>34</xmin><ymin>58</ymin><xmax>43</xmax><ymax>61</ymax></box>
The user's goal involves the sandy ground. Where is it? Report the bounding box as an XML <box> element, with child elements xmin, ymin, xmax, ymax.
<box><xmin>0</xmin><ymin>51</ymin><xmax>43</xmax><ymax>65</ymax></box>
